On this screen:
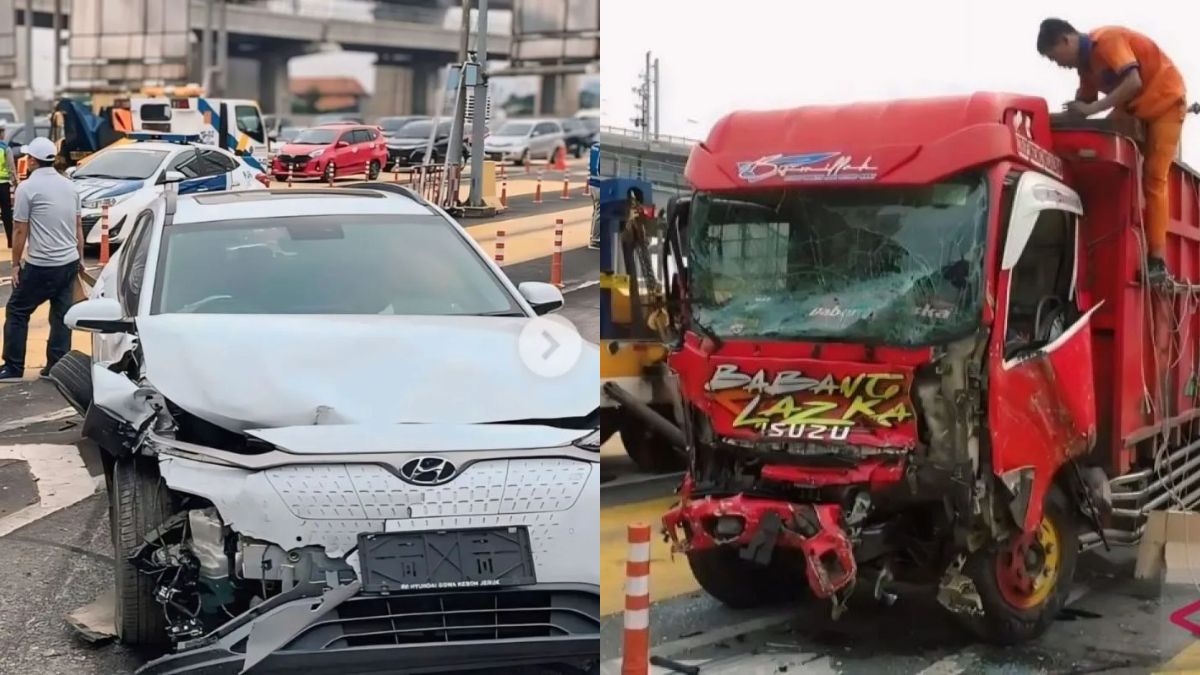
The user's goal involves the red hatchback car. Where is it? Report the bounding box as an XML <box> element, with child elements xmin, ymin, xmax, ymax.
<box><xmin>272</xmin><ymin>123</ymin><xmax>388</xmax><ymax>182</ymax></box>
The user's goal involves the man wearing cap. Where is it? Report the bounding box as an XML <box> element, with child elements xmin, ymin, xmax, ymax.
<box><xmin>1037</xmin><ymin>19</ymin><xmax>1187</xmax><ymax>283</ymax></box>
<box><xmin>0</xmin><ymin>137</ymin><xmax>83</xmax><ymax>380</ymax></box>
<box><xmin>0</xmin><ymin>127</ymin><xmax>17</xmax><ymax>247</ymax></box>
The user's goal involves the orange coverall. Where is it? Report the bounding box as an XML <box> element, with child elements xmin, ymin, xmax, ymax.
<box><xmin>1078</xmin><ymin>26</ymin><xmax>1186</xmax><ymax>258</ymax></box>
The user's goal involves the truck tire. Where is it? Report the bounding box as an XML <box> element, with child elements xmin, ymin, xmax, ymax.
<box><xmin>47</xmin><ymin>350</ymin><xmax>92</xmax><ymax>415</ymax></box>
<box><xmin>688</xmin><ymin>548</ymin><xmax>806</xmax><ymax>609</ymax></box>
<box><xmin>961</xmin><ymin>485</ymin><xmax>1078</xmax><ymax>645</ymax></box>
<box><xmin>619</xmin><ymin>411</ymin><xmax>685</xmax><ymax>473</ymax></box>
<box><xmin>110</xmin><ymin>456</ymin><xmax>175</xmax><ymax>648</ymax></box>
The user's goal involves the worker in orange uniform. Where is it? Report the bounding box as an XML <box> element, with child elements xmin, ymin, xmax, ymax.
<box><xmin>1038</xmin><ymin>18</ymin><xmax>1187</xmax><ymax>284</ymax></box>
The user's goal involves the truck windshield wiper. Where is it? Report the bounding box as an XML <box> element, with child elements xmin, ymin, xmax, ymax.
<box><xmin>689</xmin><ymin>317</ymin><xmax>724</xmax><ymax>352</ymax></box>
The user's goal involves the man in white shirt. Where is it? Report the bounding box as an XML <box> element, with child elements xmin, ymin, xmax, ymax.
<box><xmin>0</xmin><ymin>137</ymin><xmax>84</xmax><ymax>380</ymax></box>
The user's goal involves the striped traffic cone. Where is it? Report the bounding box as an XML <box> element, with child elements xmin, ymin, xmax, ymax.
<box><xmin>621</xmin><ymin>523</ymin><xmax>652</xmax><ymax>675</ymax></box>
<box><xmin>550</xmin><ymin>218</ymin><xmax>564</xmax><ymax>288</ymax></box>
<box><xmin>494</xmin><ymin>229</ymin><xmax>506</xmax><ymax>265</ymax></box>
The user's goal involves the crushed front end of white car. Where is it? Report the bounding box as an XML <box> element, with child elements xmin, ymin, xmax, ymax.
<box><xmin>55</xmin><ymin>311</ymin><xmax>600</xmax><ymax>675</ymax></box>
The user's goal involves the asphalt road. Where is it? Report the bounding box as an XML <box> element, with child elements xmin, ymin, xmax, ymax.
<box><xmin>0</xmin><ymin>246</ymin><xmax>600</xmax><ymax>675</ymax></box>
<box><xmin>597</xmin><ymin>546</ymin><xmax>1198</xmax><ymax>674</ymax></box>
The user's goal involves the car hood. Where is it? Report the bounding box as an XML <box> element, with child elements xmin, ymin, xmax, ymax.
<box><xmin>485</xmin><ymin>135</ymin><xmax>529</xmax><ymax>145</ymax></box>
<box><xmin>136</xmin><ymin>314</ymin><xmax>599</xmax><ymax>432</ymax></box>
<box><xmin>73</xmin><ymin>177</ymin><xmax>144</xmax><ymax>201</ymax></box>
<box><xmin>387</xmin><ymin>137</ymin><xmax>435</xmax><ymax>149</ymax></box>
<box><xmin>279</xmin><ymin>143</ymin><xmax>327</xmax><ymax>155</ymax></box>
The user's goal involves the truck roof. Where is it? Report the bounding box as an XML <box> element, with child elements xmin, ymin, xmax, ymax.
<box><xmin>685</xmin><ymin>91</ymin><xmax>1062</xmax><ymax>190</ymax></box>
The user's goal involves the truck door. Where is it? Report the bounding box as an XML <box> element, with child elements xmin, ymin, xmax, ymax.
<box><xmin>989</xmin><ymin>171</ymin><xmax>1097</xmax><ymax>532</ymax></box>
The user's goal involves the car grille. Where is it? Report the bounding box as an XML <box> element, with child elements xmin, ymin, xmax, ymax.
<box><xmin>276</xmin><ymin>155</ymin><xmax>310</xmax><ymax>169</ymax></box>
<box><xmin>270</xmin><ymin>587</ymin><xmax>599</xmax><ymax>651</ymax></box>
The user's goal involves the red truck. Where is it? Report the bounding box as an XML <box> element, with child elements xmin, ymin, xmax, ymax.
<box><xmin>657</xmin><ymin>92</ymin><xmax>1200</xmax><ymax>643</ymax></box>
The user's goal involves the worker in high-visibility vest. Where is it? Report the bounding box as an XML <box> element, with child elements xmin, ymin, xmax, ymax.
<box><xmin>0</xmin><ymin>126</ymin><xmax>17</xmax><ymax>247</ymax></box>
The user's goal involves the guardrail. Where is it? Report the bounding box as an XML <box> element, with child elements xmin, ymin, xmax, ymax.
<box><xmin>599</xmin><ymin>126</ymin><xmax>701</xmax><ymax>148</ymax></box>
<box><xmin>244</xmin><ymin>0</ymin><xmax>510</xmax><ymax>33</ymax></box>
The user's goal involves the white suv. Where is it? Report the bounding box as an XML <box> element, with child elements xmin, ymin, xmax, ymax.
<box><xmin>52</xmin><ymin>183</ymin><xmax>600</xmax><ymax>674</ymax></box>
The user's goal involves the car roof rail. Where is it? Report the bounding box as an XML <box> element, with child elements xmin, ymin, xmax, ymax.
<box><xmin>187</xmin><ymin>188</ymin><xmax>388</xmax><ymax>205</ymax></box>
<box><xmin>337</xmin><ymin>182</ymin><xmax>432</xmax><ymax>206</ymax></box>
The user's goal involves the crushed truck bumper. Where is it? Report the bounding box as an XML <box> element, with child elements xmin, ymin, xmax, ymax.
<box><xmin>663</xmin><ymin>494</ymin><xmax>856</xmax><ymax>599</ymax></box>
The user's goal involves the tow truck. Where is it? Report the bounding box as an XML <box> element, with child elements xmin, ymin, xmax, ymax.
<box><xmin>656</xmin><ymin>92</ymin><xmax>1200</xmax><ymax>643</ymax></box>
<box><xmin>596</xmin><ymin>166</ymin><xmax>689</xmax><ymax>473</ymax></box>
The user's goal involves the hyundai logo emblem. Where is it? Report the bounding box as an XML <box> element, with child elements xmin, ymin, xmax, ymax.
<box><xmin>398</xmin><ymin>457</ymin><xmax>458</xmax><ymax>486</ymax></box>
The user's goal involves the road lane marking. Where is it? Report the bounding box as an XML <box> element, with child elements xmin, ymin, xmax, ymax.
<box><xmin>0</xmin><ymin>443</ymin><xmax>98</xmax><ymax>538</ymax></box>
<box><xmin>600</xmin><ymin>495</ymin><xmax>696</xmax><ymax>616</ymax></box>
<box><xmin>565</xmin><ymin>279</ymin><xmax>599</xmax><ymax>294</ymax></box>
<box><xmin>0</xmin><ymin>407</ymin><xmax>77</xmax><ymax>434</ymax></box>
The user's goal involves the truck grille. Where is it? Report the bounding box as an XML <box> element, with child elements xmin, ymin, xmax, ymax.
<box><xmin>271</xmin><ymin>587</ymin><xmax>599</xmax><ymax>651</ymax></box>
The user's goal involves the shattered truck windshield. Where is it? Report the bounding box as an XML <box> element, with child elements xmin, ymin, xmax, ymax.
<box><xmin>688</xmin><ymin>173</ymin><xmax>988</xmax><ymax>346</ymax></box>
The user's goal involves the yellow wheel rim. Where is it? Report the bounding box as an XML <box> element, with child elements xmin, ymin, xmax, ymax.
<box><xmin>997</xmin><ymin>516</ymin><xmax>1061</xmax><ymax>609</ymax></box>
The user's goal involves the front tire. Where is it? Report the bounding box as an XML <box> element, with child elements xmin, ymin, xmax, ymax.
<box><xmin>110</xmin><ymin>457</ymin><xmax>175</xmax><ymax>647</ymax></box>
<box><xmin>688</xmin><ymin>547</ymin><xmax>806</xmax><ymax>609</ymax></box>
<box><xmin>367</xmin><ymin>159</ymin><xmax>381</xmax><ymax>180</ymax></box>
<box><xmin>961</xmin><ymin>485</ymin><xmax>1078</xmax><ymax>645</ymax></box>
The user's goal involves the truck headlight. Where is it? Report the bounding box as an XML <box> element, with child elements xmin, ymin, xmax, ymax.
<box><xmin>573</xmin><ymin>428</ymin><xmax>600</xmax><ymax>452</ymax></box>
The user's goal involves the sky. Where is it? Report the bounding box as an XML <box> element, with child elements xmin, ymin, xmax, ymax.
<box><xmin>600</xmin><ymin>0</ymin><xmax>1200</xmax><ymax>162</ymax></box>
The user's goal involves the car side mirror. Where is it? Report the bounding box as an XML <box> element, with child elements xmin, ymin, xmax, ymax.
<box><xmin>336</xmin><ymin>141</ymin><xmax>349</xmax><ymax>149</ymax></box>
<box><xmin>66</xmin><ymin>297</ymin><xmax>134</xmax><ymax>333</ymax></box>
<box><xmin>518</xmin><ymin>281</ymin><xmax>564</xmax><ymax>315</ymax></box>
<box><xmin>157</xmin><ymin>170</ymin><xmax>185</xmax><ymax>185</ymax></box>
<box><xmin>65</xmin><ymin>166</ymin><xmax>77</xmax><ymax>177</ymax></box>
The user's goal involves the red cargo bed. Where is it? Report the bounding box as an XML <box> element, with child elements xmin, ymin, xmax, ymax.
<box><xmin>1053</xmin><ymin>120</ymin><xmax>1200</xmax><ymax>475</ymax></box>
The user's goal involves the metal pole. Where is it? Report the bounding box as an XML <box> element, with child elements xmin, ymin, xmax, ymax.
<box><xmin>467</xmin><ymin>0</ymin><xmax>488</xmax><ymax>207</ymax></box>
<box><xmin>445</xmin><ymin>0</ymin><xmax>471</xmax><ymax>167</ymax></box>
<box><xmin>457</xmin><ymin>0</ymin><xmax>471</xmax><ymax>63</ymax></box>
<box><xmin>217</xmin><ymin>0</ymin><xmax>228</xmax><ymax>96</ymax></box>
<box><xmin>653</xmin><ymin>57</ymin><xmax>660</xmax><ymax>140</ymax></box>
<box><xmin>53</xmin><ymin>0</ymin><xmax>62</xmax><ymax>95</ymax></box>
<box><xmin>23</xmin><ymin>0</ymin><xmax>33</xmax><ymax>124</ymax></box>
<box><xmin>201</xmin><ymin>0</ymin><xmax>213</xmax><ymax>89</ymax></box>
<box><xmin>643</xmin><ymin>52</ymin><xmax>650</xmax><ymax>140</ymax></box>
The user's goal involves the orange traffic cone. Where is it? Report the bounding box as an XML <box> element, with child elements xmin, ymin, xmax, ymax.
<box><xmin>553</xmin><ymin>144</ymin><xmax>568</xmax><ymax>171</ymax></box>
<box><xmin>534</xmin><ymin>171</ymin><xmax>543</xmax><ymax>204</ymax></box>
<box><xmin>560</xmin><ymin>171</ymin><xmax>570</xmax><ymax>200</ymax></box>
<box><xmin>500</xmin><ymin>180</ymin><xmax>508</xmax><ymax>207</ymax></box>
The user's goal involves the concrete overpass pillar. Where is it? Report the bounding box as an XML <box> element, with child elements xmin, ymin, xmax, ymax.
<box><xmin>367</xmin><ymin>65</ymin><xmax>415</xmax><ymax>117</ymax></box>
<box><xmin>257</xmin><ymin>49</ymin><xmax>293</xmax><ymax>115</ymax></box>
<box><xmin>539</xmin><ymin>74</ymin><xmax>567</xmax><ymax>116</ymax></box>
<box><xmin>411</xmin><ymin>61</ymin><xmax>443</xmax><ymax>116</ymax></box>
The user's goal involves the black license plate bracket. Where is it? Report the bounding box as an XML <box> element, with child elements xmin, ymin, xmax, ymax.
<box><xmin>357</xmin><ymin>527</ymin><xmax>537</xmax><ymax>594</ymax></box>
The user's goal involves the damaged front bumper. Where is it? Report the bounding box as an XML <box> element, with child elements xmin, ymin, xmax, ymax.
<box><xmin>663</xmin><ymin>494</ymin><xmax>857</xmax><ymax>599</ymax></box>
<box><xmin>137</xmin><ymin>582</ymin><xmax>599</xmax><ymax>675</ymax></box>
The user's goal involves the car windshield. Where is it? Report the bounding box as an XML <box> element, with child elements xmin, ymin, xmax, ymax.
<box><xmin>495</xmin><ymin>122</ymin><xmax>532</xmax><ymax>136</ymax></box>
<box><xmin>153</xmin><ymin>214</ymin><xmax>523</xmax><ymax>316</ymax></box>
<box><xmin>279</xmin><ymin>127</ymin><xmax>300</xmax><ymax>142</ymax></box>
<box><xmin>74</xmin><ymin>149</ymin><xmax>169</xmax><ymax>180</ymax></box>
<box><xmin>688</xmin><ymin>173</ymin><xmax>989</xmax><ymax>346</ymax></box>
<box><xmin>396</xmin><ymin>121</ymin><xmax>433</xmax><ymax>138</ymax></box>
<box><xmin>292</xmin><ymin>128</ymin><xmax>338</xmax><ymax>144</ymax></box>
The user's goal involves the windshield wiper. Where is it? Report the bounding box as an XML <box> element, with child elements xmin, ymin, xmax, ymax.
<box><xmin>477</xmin><ymin>310</ymin><xmax>525</xmax><ymax>317</ymax></box>
<box><xmin>689</xmin><ymin>317</ymin><xmax>724</xmax><ymax>352</ymax></box>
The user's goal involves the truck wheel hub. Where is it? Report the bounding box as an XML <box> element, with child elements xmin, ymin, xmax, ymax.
<box><xmin>996</xmin><ymin>517</ymin><xmax>1060</xmax><ymax>609</ymax></box>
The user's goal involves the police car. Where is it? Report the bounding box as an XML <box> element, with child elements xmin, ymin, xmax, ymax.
<box><xmin>67</xmin><ymin>141</ymin><xmax>268</xmax><ymax>246</ymax></box>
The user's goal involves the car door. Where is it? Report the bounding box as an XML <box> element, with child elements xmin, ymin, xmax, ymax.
<box><xmin>333</xmin><ymin>130</ymin><xmax>356</xmax><ymax>171</ymax></box>
<box><xmin>988</xmin><ymin>172</ymin><xmax>1095</xmax><ymax>533</ymax></box>
<box><xmin>533</xmin><ymin>121</ymin><xmax>559</xmax><ymax>158</ymax></box>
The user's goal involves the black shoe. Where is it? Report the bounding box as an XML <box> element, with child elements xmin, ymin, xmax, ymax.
<box><xmin>1146</xmin><ymin>256</ymin><xmax>1172</xmax><ymax>286</ymax></box>
<box><xmin>0</xmin><ymin>366</ymin><xmax>23</xmax><ymax>381</ymax></box>
<box><xmin>38</xmin><ymin>366</ymin><xmax>52</xmax><ymax>379</ymax></box>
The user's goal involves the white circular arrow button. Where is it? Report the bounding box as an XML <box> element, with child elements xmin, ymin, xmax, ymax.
<box><xmin>518</xmin><ymin>315</ymin><xmax>584</xmax><ymax>379</ymax></box>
